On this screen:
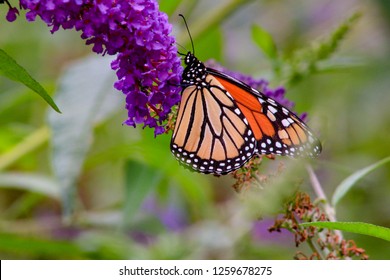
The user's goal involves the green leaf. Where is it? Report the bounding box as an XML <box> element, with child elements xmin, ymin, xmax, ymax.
<box><xmin>0</xmin><ymin>172</ymin><xmax>60</xmax><ymax>200</ymax></box>
<box><xmin>284</xmin><ymin>12</ymin><xmax>362</xmax><ymax>86</ymax></box>
<box><xmin>314</xmin><ymin>12</ymin><xmax>362</xmax><ymax>62</ymax></box>
<box><xmin>48</xmin><ymin>55</ymin><xmax>121</xmax><ymax>218</ymax></box>
<box><xmin>194</xmin><ymin>27</ymin><xmax>223</xmax><ymax>61</ymax></box>
<box><xmin>301</xmin><ymin>221</ymin><xmax>390</xmax><ymax>242</ymax></box>
<box><xmin>123</xmin><ymin>160</ymin><xmax>163</xmax><ymax>224</ymax></box>
<box><xmin>251</xmin><ymin>24</ymin><xmax>278</xmax><ymax>60</ymax></box>
<box><xmin>332</xmin><ymin>156</ymin><xmax>390</xmax><ymax>206</ymax></box>
<box><xmin>159</xmin><ymin>0</ymin><xmax>183</xmax><ymax>16</ymax></box>
<box><xmin>0</xmin><ymin>233</ymin><xmax>87</xmax><ymax>259</ymax></box>
<box><xmin>0</xmin><ymin>48</ymin><xmax>61</xmax><ymax>113</ymax></box>
<box><xmin>0</xmin><ymin>126</ymin><xmax>49</xmax><ymax>171</ymax></box>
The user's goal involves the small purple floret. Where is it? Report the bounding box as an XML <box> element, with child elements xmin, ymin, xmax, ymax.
<box><xmin>6</xmin><ymin>7</ymin><xmax>19</xmax><ymax>22</ymax></box>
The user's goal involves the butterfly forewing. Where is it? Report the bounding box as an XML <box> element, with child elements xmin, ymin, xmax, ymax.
<box><xmin>209</xmin><ymin>69</ymin><xmax>322</xmax><ymax>158</ymax></box>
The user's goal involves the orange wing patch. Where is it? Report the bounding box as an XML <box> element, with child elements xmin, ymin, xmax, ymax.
<box><xmin>216</xmin><ymin>76</ymin><xmax>276</xmax><ymax>140</ymax></box>
<box><xmin>237</xmin><ymin>106</ymin><xmax>262</xmax><ymax>139</ymax></box>
<box><xmin>217</xmin><ymin>77</ymin><xmax>261</xmax><ymax>112</ymax></box>
<box><xmin>253</xmin><ymin>112</ymin><xmax>275</xmax><ymax>137</ymax></box>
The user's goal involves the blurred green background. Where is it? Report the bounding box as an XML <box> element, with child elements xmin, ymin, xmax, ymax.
<box><xmin>0</xmin><ymin>0</ymin><xmax>389</xmax><ymax>259</ymax></box>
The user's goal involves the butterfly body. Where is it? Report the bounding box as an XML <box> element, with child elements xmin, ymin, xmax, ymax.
<box><xmin>171</xmin><ymin>52</ymin><xmax>321</xmax><ymax>175</ymax></box>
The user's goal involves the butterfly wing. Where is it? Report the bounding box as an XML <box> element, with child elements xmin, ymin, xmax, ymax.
<box><xmin>208</xmin><ymin>68</ymin><xmax>322</xmax><ymax>157</ymax></box>
<box><xmin>171</xmin><ymin>74</ymin><xmax>257</xmax><ymax>175</ymax></box>
<box><xmin>171</xmin><ymin>52</ymin><xmax>321</xmax><ymax>175</ymax></box>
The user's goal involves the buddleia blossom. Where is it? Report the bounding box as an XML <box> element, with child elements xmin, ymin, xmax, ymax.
<box><xmin>4</xmin><ymin>0</ymin><xmax>182</xmax><ymax>135</ymax></box>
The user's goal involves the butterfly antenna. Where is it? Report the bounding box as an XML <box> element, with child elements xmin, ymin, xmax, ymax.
<box><xmin>179</xmin><ymin>14</ymin><xmax>195</xmax><ymax>55</ymax></box>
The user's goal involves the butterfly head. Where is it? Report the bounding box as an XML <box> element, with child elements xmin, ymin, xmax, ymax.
<box><xmin>182</xmin><ymin>52</ymin><xmax>207</xmax><ymax>86</ymax></box>
<box><xmin>184</xmin><ymin>52</ymin><xmax>196</xmax><ymax>65</ymax></box>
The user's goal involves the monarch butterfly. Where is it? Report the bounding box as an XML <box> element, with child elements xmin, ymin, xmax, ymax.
<box><xmin>171</xmin><ymin>17</ymin><xmax>321</xmax><ymax>175</ymax></box>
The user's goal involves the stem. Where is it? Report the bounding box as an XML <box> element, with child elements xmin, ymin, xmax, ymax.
<box><xmin>306</xmin><ymin>237</ymin><xmax>323</xmax><ymax>260</ymax></box>
<box><xmin>306</xmin><ymin>164</ymin><xmax>344</xmax><ymax>240</ymax></box>
<box><xmin>0</xmin><ymin>126</ymin><xmax>50</xmax><ymax>171</ymax></box>
<box><xmin>3</xmin><ymin>0</ymin><xmax>13</xmax><ymax>9</ymax></box>
<box><xmin>290</xmin><ymin>213</ymin><xmax>325</xmax><ymax>259</ymax></box>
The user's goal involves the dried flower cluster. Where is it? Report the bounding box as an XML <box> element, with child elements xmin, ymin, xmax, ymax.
<box><xmin>269</xmin><ymin>192</ymin><xmax>368</xmax><ymax>259</ymax></box>
<box><xmin>230</xmin><ymin>155</ymin><xmax>282</xmax><ymax>192</ymax></box>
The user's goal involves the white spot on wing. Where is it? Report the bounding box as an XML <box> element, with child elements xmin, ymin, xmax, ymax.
<box><xmin>268</xmin><ymin>106</ymin><xmax>277</xmax><ymax>114</ymax></box>
<box><xmin>282</xmin><ymin>119</ymin><xmax>290</xmax><ymax>127</ymax></box>
<box><xmin>268</xmin><ymin>98</ymin><xmax>277</xmax><ymax>106</ymax></box>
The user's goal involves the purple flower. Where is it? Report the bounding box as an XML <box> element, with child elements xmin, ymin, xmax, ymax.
<box><xmin>10</xmin><ymin>0</ymin><xmax>182</xmax><ymax>135</ymax></box>
<box><xmin>143</xmin><ymin>196</ymin><xmax>188</xmax><ymax>232</ymax></box>
<box><xmin>6</xmin><ymin>7</ymin><xmax>19</xmax><ymax>22</ymax></box>
<box><xmin>1</xmin><ymin>0</ymin><xmax>19</xmax><ymax>22</ymax></box>
<box><xmin>252</xmin><ymin>218</ymin><xmax>291</xmax><ymax>244</ymax></box>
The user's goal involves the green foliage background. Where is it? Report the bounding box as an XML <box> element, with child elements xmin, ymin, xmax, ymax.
<box><xmin>0</xmin><ymin>0</ymin><xmax>389</xmax><ymax>259</ymax></box>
